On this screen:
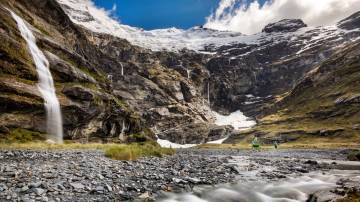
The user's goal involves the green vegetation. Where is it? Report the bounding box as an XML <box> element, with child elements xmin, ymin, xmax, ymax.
<box><xmin>128</xmin><ymin>133</ymin><xmax>147</xmax><ymax>142</ymax></box>
<box><xmin>104</xmin><ymin>141</ymin><xmax>175</xmax><ymax>161</ymax></box>
<box><xmin>226</xmin><ymin>46</ymin><xmax>360</xmax><ymax>146</ymax></box>
<box><xmin>337</xmin><ymin>189</ymin><xmax>360</xmax><ymax>202</ymax></box>
<box><xmin>0</xmin><ymin>36</ymin><xmax>37</xmax><ymax>79</ymax></box>
<box><xmin>347</xmin><ymin>151</ymin><xmax>360</xmax><ymax>161</ymax></box>
<box><xmin>33</xmin><ymin>22</ymin><xmax>51</xmax><ymax>36</ymax></box>
<box><xmin>0</xmin><ymin>128</ymin><xmax>46</xmax><ymax>144</ymax></box>
<box><xmin>0</xmin><ymin>134</ymin><xmax>174</xmax><ymax>161</ymax></box>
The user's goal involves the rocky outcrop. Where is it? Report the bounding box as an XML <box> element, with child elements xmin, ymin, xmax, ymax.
<box><xmin>338</xmin><ymin>11</ymin><xmax>360</xmax><ymax>30</ymax></box>
<box><xmin>262</xmin><ymin>19</ymin><xmax>307</xmax><ymax>33</ymax></box>
<box><xmin>226</xmin><ymin>39</ymin><xmax>360</xmax><ymax>144</ymax></box>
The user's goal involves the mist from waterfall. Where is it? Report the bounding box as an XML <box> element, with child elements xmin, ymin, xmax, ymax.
<box><xmin>9</xmin><ymin>10</ymin><xmax>64</xmax><ymax>143</ymax></box>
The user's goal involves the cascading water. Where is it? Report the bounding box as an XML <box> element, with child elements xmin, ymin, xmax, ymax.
<box><xmin>120</xmin><ymin>62</ymin><xmax>124</xmax><ymax>76</ymax></box>
<box><xmin>9</xmin><ymin>10</ymin><xmax>63</xmax><ymax>143</ymax></box>
<box><xmin>119</xmin><ymin>120</ymin><xmax>128</xmax><ymax>141</ymax></box>
<box><xmin>186</xmin><ymin>69</ymin><xmax>191</xmax><ymax>79</ymax></box>
<box><xmin>207</xmin><ymin>82</ymin><xmax>210</xmax><ymax>105</ymax></box>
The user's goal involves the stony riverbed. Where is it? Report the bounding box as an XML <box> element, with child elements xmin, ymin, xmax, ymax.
<box><xmin>0</xmin><ymin>149</ymin><xmax>359</xmax><ymax>202</ymax></box>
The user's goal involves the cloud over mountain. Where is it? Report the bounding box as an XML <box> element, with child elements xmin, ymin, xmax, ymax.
<box><xmin>204</xmin><ymin>0</ymin><xmax>360</xmax><ymax>34</ymax></box>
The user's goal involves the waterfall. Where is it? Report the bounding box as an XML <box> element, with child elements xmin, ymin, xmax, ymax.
<box><xmin>120</xmin><ymin>62</ymin><xmax>124</xmax><ymax>76</ymax></box>
<box><xmin>207</xmin><ymin>82</ymin><xmax>210</xmax><ymax>106</ymax></box>
<box><xmin>186</xmin><ymin>69</ymin><xmax>191</xmax><ymax>79</ymax></box>
<box><xmin>9</xmin><ymin>10</ymin><xmax>63</xmax><ymax>143</ymax></box>
<box><xmin>119</xmin><ymin>120</ymin><xmax>128</xmax><ymax>141</ymax></box>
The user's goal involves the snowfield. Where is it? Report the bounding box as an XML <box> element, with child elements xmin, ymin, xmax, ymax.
<box><xmin>56</xmin><ymin>0</ymin><xmax>357</xmax><ymax>53</ymax></box>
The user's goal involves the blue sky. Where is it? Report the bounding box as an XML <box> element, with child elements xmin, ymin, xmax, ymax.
<box><xmin>93</xmin><ymin>0</ymin><xmax>266</xmax><ymax>30</ymax></box>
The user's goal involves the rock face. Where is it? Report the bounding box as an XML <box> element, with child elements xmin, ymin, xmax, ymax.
<box><xmin>262</xmin><ymin>19</ymin><xmax>307</xmax><ymax>33</ymax></box>
<box><xmin>0</xmin><ymin>0</ymin><xmax>360</xmax><ymax>144</ymax></box>
<box><xmin>0</xmin><ymin>0</ymin><xmax>218</xmax><ymax>143</ymax></box>
<box><xmin>205</xmin><ymin>17</ymin><xmax>360</xmax><ymax>116</ymax></box>
<box><xmin>338</xmin><ymin>11</ymin><xmax>360</xmax><ymax>30</ymax></box>
<box><xmin>227</xmin><ymin>39</ymin><xmax>360</xmax><ymax>144</ymax></box>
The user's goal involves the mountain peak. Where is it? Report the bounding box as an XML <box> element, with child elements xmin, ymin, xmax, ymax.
<box><xmin>262</xmin><ymin>19</ymin><xmax>307</xmax><ymax>33</ymax></box>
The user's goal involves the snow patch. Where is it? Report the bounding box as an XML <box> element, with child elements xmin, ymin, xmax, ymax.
<box><xmin>156</xmin><ymin>138</ymin><xmax>197</xmax><ymax>149</ymax></box>
<box><xmin>213</xmin><ymin>110</ymin><xmax>256</xmax><ymax>130</ymax></box>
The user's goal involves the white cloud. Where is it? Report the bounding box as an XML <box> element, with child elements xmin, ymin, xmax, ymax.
<box><xmin>111</xmin><ymin>3</ymin><xmax>117</xmax><ymax>13</ymax></box>
<box><xmin>204</xmin><ymin>0</ymin><xmax>360</xmax><ymax>34</ymax></box>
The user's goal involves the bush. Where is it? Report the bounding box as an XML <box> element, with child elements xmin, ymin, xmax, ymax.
<box><xmin>347</xmin><ymin>151</ymin><xmax>360</xmax><ymax>161</ymax></box>
<box><xmin>1</xmin><ymin>128</ymin><xmax>46</xmax><ymax>143</ymax></box>
<box><xmin>104</xmin><ymin>141</ymin><xmax>175</xmax><ymax>161</ymax></box>
<box><xmin>129</xmin><ymin>133</ymin><xmax>147</xmax><ymax>142</ymax></box>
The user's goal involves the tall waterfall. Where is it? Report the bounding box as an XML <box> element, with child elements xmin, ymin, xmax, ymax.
<box><xmin>9</xmin><ymin>10</ymin><xmax>63</xmax><ymax>143</ymax></box>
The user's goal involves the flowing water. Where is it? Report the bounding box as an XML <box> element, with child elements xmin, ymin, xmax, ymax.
<box><xmin>120</xmin><ymin>62</ymin><xmax>124</xmax><ymax>76</ymax></box>
<box><xmin>9</xmin><ymin>10</ymin><xmax>63</xmax><ymax>143</ymax></box>
<box><xmin>207</xmin><ymin>82</ymin><xmax>210</xmax><ymax>106</ymax></box>
<box><xmin>186</xmin><ymin>69</ymin><xmax>191</xmax><ymax>79</ymax></box>
<box><xmin>160</xmin><ymin>162</ymin><xmax>360</xmax><ymax>202</ymax></box>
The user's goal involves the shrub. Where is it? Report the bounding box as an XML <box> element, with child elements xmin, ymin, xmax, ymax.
<box><xmin>347</xmin><ymin>151</ymin><xmax>360</xmax><ymax>161</ymax></box>
<box><xmin>1</xmin><ymin>128</ymin><xmax>46</xmax><ymax>143</ymax></box>
<box><xmin>104</xmin><ymin>141</ymin><xmax>175</xmax><ymax>161</ymax></box>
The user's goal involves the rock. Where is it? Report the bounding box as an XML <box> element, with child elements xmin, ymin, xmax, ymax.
<box><xmin>0</xmin><ymin>126</ymin><xmax>10</xmax><ymax>134</ymax></box>
<box><xmin>21</xmin><ymin>186</ymin><xmax>29</xmax><ymax>192</ymax></box>
<box><xmin>207</xmin><ymin>125</ymin><xmax>233</xmax><ymax>142</ymax></box>
<box><xmin>62</xmin><ymin>86</ymin><xmax>95</xmax><ymax>101</ymax></box>
<box><xmin>95</xmin><ymin>186</ymin><xmax>105</xmax><ymax>193</ymax></box>
<box><xmin>69</xmin><ymin>182</ymin><xmax>85</xmax><ymax>189</ymax></box>
<box><xmin>187</xmin><ymin>177</ymin><xmax>201</xmax><ymax>184</ymax></box>
<box><xmin>338</xmin><ymin>11</ymin><xmax>360</xmax><ymax>30</ymax></box>
<box><xmin>262</xmin><ymin>19</ymin><xmax>307</xmax><ymax>33</ymax></box>
<box><xmin>225</xmin><ymin>164</ymin><xmax>241</xmax><ymax>174</ymax></box>
<box><xmin>118</xmin><ymin>190</ymin><xmax>131</xmax><ymax>200</ymax></box>
<box><xmin>304</xmin><ymin>160</ymin><xmax>318</xmax><ymax>165</ymax></box>
<box><xmin>30</xmin><ymin>182</ymin><xmax>42</xmax><ymax>188</ymax></box>
<box><xmin>97</xmin><ymin>174</ymin><xmax>104</xmax><ymax>180</ymax></box>
<box><xmin>33</xmin><ymin>188</ymin><xmax>46</xmax><ymax>196</ymax></box>
<box><xmin>172</xmin><ymin>178</ymin><xmax>183</xmax><ymax>183</ymax></box>
<box><xmin>138</xmin><ymin>192</ymin><xmax>151</xmax><ymax>199</ymax></box>
<box><xmin>45</xmin><ymin>51</ymin><xmax>97</xmax><ymax>83</ymax></box>
<box><xmin>105</xmin><ymin>184</ymin><xmax>112</xmax><ymax>192</ymax></box>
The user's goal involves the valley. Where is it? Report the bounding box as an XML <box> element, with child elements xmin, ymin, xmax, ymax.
<box><xmin>0</xmin><ymin>0</ymin><xmax>359</xmax><ymax>201</ymax></box>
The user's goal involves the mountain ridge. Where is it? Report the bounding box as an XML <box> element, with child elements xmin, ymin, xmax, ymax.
<box><xmin>0</xmin><ymin>0</ymin><xmax>359</xmax><ymax>145</ymax></box>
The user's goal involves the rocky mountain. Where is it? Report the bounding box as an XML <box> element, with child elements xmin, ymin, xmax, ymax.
<box><xmin>206</xmin><ymin>17</ymin><xmax>360</xmax><ymax>116</ymax></box>
<box><xmin>0</xmin><ymin>0</ymin><xmax>224</xmax><ymax>144</ymax></box>
<box><xmin>226</xmin><ymin>39</ymin><xmax>360</xmax><ymax>144</ymax></box>
<box><xmin>0</xmin><ymin>0</ymin><xmax>359</xmax><ymax>145</ymax></box>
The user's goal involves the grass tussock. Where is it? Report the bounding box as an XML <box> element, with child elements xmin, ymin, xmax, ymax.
<box><xmin>104</xmin><ymin>141</ymin><xmax>175</xmax><ymax>161</ymax></box>
<box><xmin>0</xmin><ymin>128</ymin><xmax>46</xmax><ymax>144</ymax></box>
<box><xmin>347</xmin><ymin>151</ymin><xmax>360</xmax><ymax>161</ymax></box>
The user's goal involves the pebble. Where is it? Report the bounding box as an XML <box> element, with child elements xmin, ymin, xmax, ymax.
<box><xmin>33</xmin><ymin>188</ymin><xmax>46</xmax><ymax>196</ymax></box>
<box><xmin>69</xmin><ymin>183</ymin><xmax>84</xmax><ymax>190</ymax></box>
<box><xmin>0</xmin><ymin>149</ymin><xmax>354</xmax><ymax>201</ymax></box>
